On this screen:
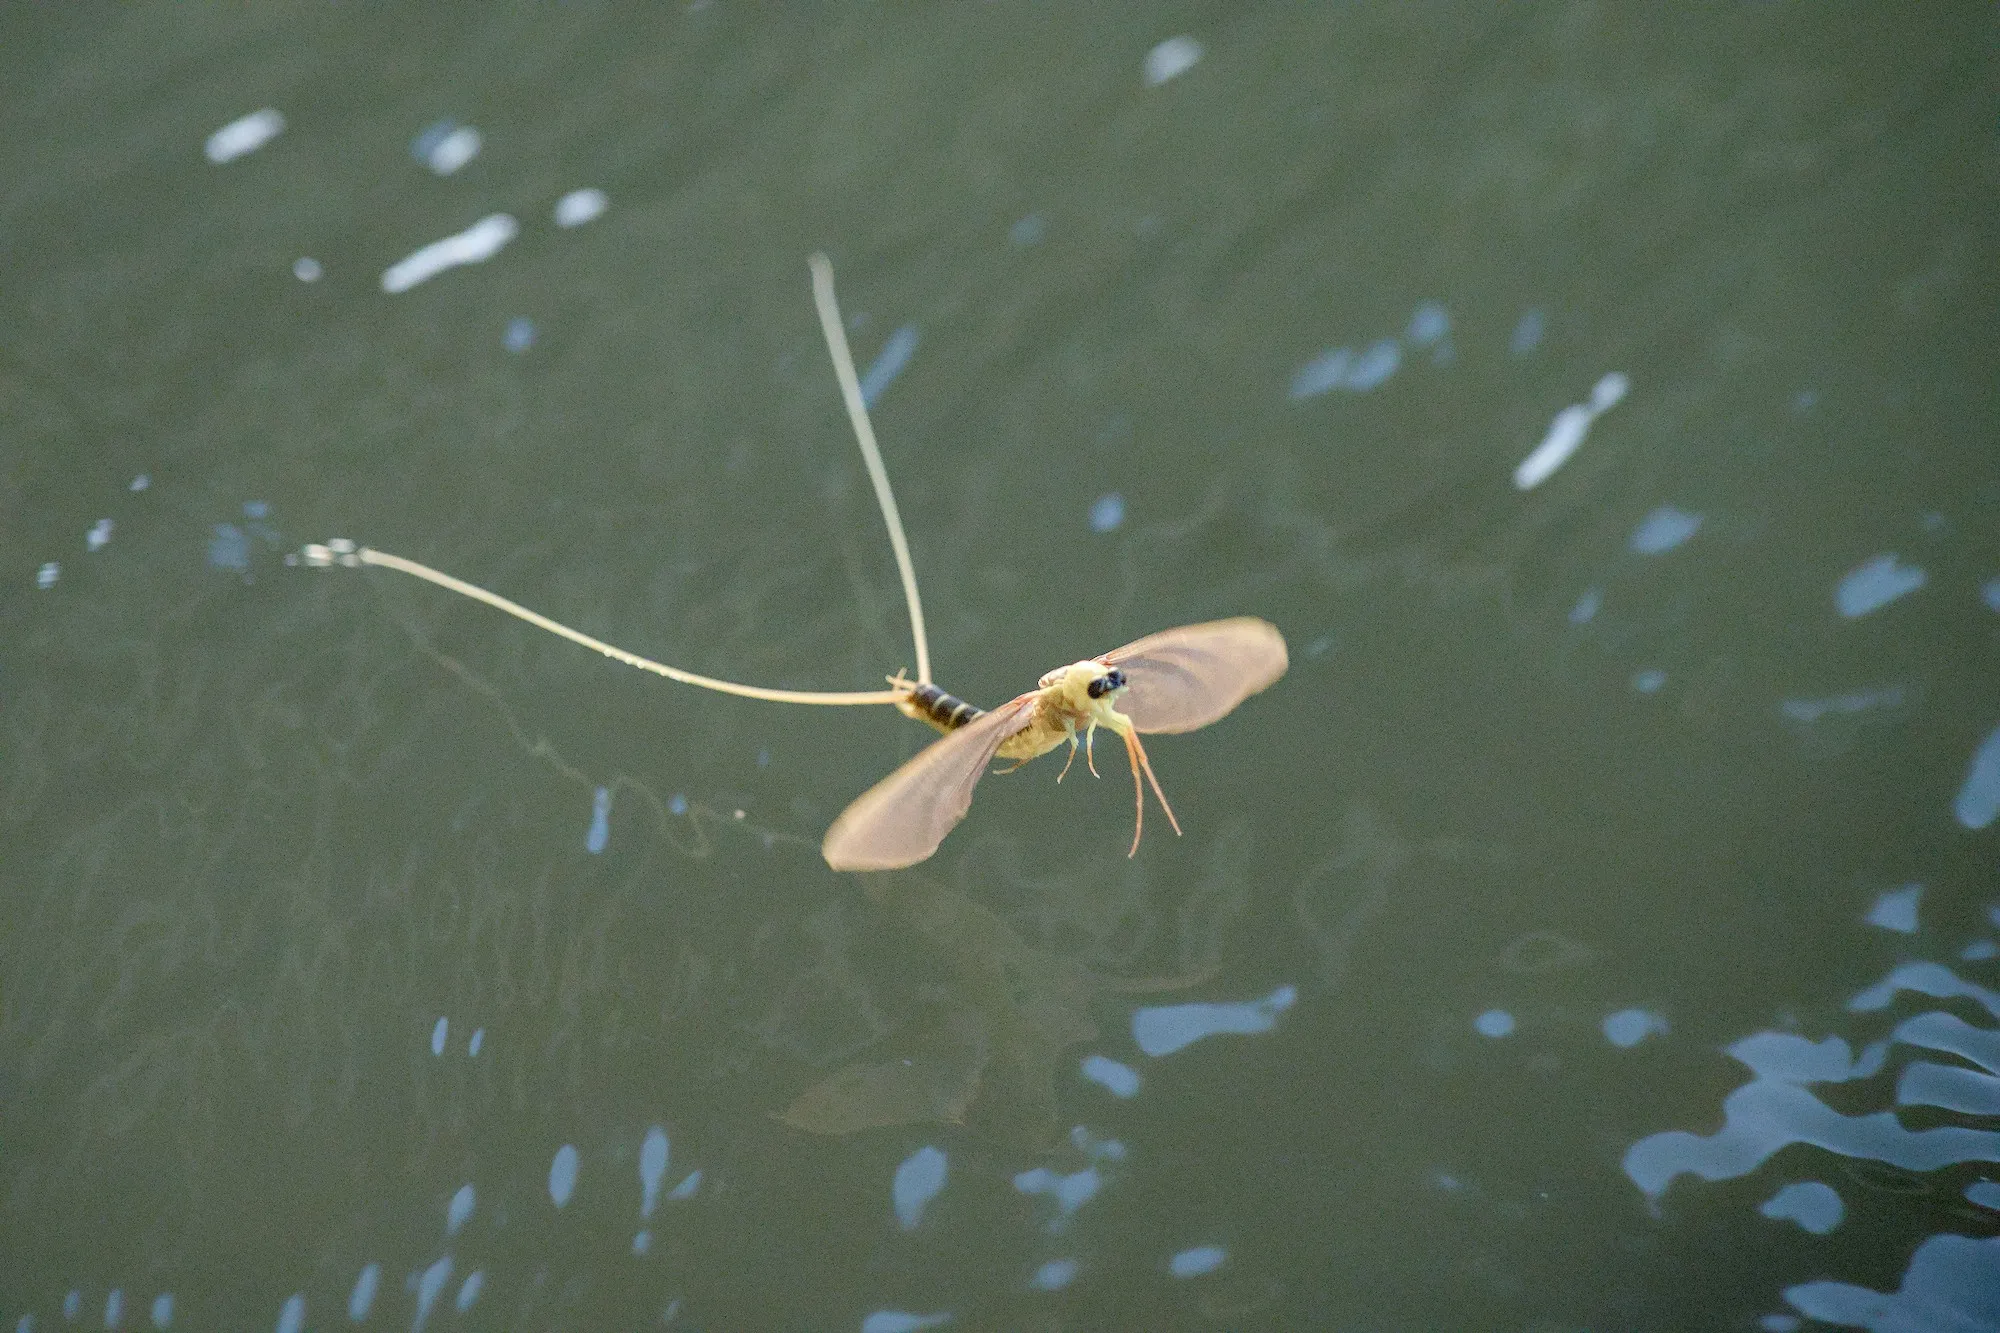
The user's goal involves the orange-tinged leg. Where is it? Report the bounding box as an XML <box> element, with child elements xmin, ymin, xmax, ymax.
<box><xmin>1125</xmin><ymin>734</ymin><xmax>1144</xmax><ymax>855</ymax></box>
<box><xmin>1055</xmin><ymin>733</ymin><xmax>1079</xmax><ymax>782</ymax></box>
<box><xmin>1120</xmin><ymin>728</ymin><xmax>1182</xmax><ymax>856</ymax></box>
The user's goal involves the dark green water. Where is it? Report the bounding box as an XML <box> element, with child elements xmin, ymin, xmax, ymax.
<box><xmin>4</xmin><ymin>6</ymin><xmax>1998</xmax><ymax>1329</ymax></box>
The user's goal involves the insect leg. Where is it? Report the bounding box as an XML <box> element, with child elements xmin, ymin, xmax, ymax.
<box><xmin>1119</xmin><ymin>728</ymin><xmax>1183</xmax><ymax>856</ymax></box>
<box><xmin>1055</xmin><ymin>731</ymin><xmax>1080</xmax><ymax>782</ymax></box>
<box><xmin>1084</xmin><ymin>722</ymin><xmax>1103</xmax><ymax>778</ymax></box>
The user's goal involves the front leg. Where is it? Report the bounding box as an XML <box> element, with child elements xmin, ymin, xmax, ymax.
<box><xmin>1054</xmin><ymin>722</ymin><xmax>1081</xmax><ymax>782</ymax></box>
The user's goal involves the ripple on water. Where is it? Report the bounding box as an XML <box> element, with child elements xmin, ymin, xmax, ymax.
<box><xmin>1785</xmin><ymin>1233</ymin><xmax>2000</xmax><ymax>1330</ymax></box>
<box><xmin>1624</xmin><ymin>963</ymin><xmax>2000</xmax><ymax>1201</ymax></box>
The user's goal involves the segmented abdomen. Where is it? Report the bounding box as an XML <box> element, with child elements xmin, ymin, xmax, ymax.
<box><xmin>905</xmin><ymin>682</ymin><xmax>983</xmax><ymax>732</ymax></box>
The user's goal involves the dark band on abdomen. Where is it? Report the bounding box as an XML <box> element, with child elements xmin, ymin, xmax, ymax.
<box><xmin>907</xmin><ymin>682</ymin><xmax>984</xmax><ymax>732</ymax></box>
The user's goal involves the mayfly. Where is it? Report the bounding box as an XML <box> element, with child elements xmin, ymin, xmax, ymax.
<box><xmin>822</xmin><ymin>618</ymin><xmax>1285</xmax><ymax>871</ymax></box>
<box><xmin>303</xmin><ymin>255</ymin><xmax>1287</xmax><ymax>869</ymax></box>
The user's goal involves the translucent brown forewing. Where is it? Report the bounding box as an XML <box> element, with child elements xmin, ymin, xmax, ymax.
<box><xmin>822</xmin><ymin>693</ymin><xmax>1040</xmax><ymax>872</ymax></box>
<box><xmin>1103</xmin><ymin>617</ymin><xmax>1289</xmax><ymax>734</ymax></box>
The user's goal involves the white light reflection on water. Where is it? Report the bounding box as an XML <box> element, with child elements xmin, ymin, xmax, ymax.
<box><xmin>1079</xmin><ymin>1054</ymin><xmax>1141</xmax><ymax>1097</ymax></box>
<box><xmin>1132</xmin><ymin>984</ymin><xmax>1295</xmax><ymax>1057</ymax></box>
<box><xmin>1027</xmin><ymin>1258</ymin><xmax>1078</xmax><ymax>1292</ymax></box>
<box><xmin>586</xmin><ymin>785</ymin><xmax>612</xmax><ymax>853</ymax></box>
<box><xmin>1142</xmin><ymin>35</ymin><xmax>1203</xmax><ymax>86</ymax></box>
<box><xmin>1012</xmin><ymin>1131</ymin><xmax>1126</xmax><ymax>1236</ymax></box>
<box><xmin>104</xmin><ymin>1290</ymin><xmax>121</xmax><ymax>1326</ymax></box>
<box><xmin>1168</xmin><ymin>1245</ymin><xmax>1227</xmax><ymax>1278</ymax></box>
<box><xmin>410</xmin><ymin>120</ymin><xmax>481</xmax><ymax>175</ymax></box>
<box><xmin>445</xmin><ymin>1184</ymin><xmax>474</xmax><ymax>1236</ymax></box>
<box><xmin>1899</xmin><ymin>1058</ymin><xmax>2000</xmax><ymax>1114</ymax></box>
<box><xmin>1602</xmin><ymin>1009</ymin><xmax>1669</xmax><ymax>1048</ymax></box>
<box><xmin>430</xmin><ymin>1016</ymin><xmax>447</xmax><ymax>1057</ymax></box>
<box><xmin>1625</xmin><ymin>955</ymin><xmax>2000</xmax><ymax>1268</ymax></box>
<box><xmin>553</xmin><ymin>188</ymin><xmax>608</xmax><ymax>228</ymax></box>
<box><xmin>1407</xmin><ymin>301</ymin><xmax>1450</xmax><ymax>348</ymax></box>
<box><xmin>411</xmin><ymin>1257</ymin><xmax>451</xmax><ymax>1333</ymax></box>
<box><xmin>1954</xmin><ymin>722</ymin><xmax>2000</xmax><ymax>829</ymax></box>
<box><xmin>1835</xmin><ymin>553</ymin><xmax>1927</xmax><ymax>618</ymax></box>
<box><xmin>1784</xmin><ymin>1234</ymin><xmax>2000</xmax><ymax>1331</ymax></box>
<box><xmin>204</xmin><ymin>108</ymin><xmax>284</xmax><ymax>163</ymax></box>
<box><xmin>549</xmin><ymin>1144</ymin><xmax>579</xmax><ymax>1207</ymax></box>
<box><xmin>1512</xmin><ymin>372</ymin><xmax>1628</xmax><ymax>489</ymax></box>
<box><xmin>148</xmin><ymin>1294</ymin><xmax>170</xmax><ymax>1329</ymax></box>
<box><xmin>453</xmin><ymin>1272</ymin><xmax>483</xmax><ymax>1314</ymax></box>
<box><xmin>1345</xmin><ymin>340</ymin><xmax>1402</xmax><ymax>391</ymax></box>
<box><xmin>380</xmin><ymin>215</ymin><xmax>518</xmax><ymax>294</ymax></box>
<box><xmin>1013</xmin><ymin>1165</ymin><xmax>1100</xmax><ymax>1228</ymax></box>
<box><xmin>347</xmin><ymin>1264</ymin><xmax>380</xmax><ymax>1320</ymax></box>
<box><xmin>1758</xmin><ymin>1181</ymin><xmax>1843</xmax><ymax>1234</ymax></box>
<box><xmin>1621</xmin><ymin>945</ymin><xmax>2000</xmax><ymax>1330</ymax></box>
<box><xmin>273</xmin><ymin>1293</ymin><xmax>302</xmax><ymax>1333</ymax></box>
<box><xmin>1849</xmin><ymin>961</ymin><xmax>2000</xmax><ymax>1018</ymax></box>
<box><xmin>1780</xmin><ymin>685</ymin><xmax>1905</xmax><ymax>726</ymax></box>
<box><xmin>1473</xmin><ymin>1009</ymin><xmax>1515</xmax><ymax>1038</ymax></box>
<box><xmin>1510</xmin><ymin>308</ymin><xmax>1546</xmax><ymax>356</ymax></box>
<box><xmin>639</xmin><ymin>1126</ymin><xmax>669</xmax><ymax>1217</ymax></box>
<box><xmin>859</xmin><ymin>1313</ymin><xmax>951</xmax><ymax>1333</ymax></box>
<box><xmin>1625</xmin><ymin>1038</ymin><xmax>1998</xmax><ymax>1197</ymax></box>
<box><xmin>1288</xmin><ymin>340</ymin><xmax>1401</xmax><ymax>399</ymax></box>
<box><xmin>1628</xmin><ymin>506</ymin><xmax>1703</xmax><ymax>555</ymax></box>
<box><xmin>892</xmin><ymin>1146</ymin><xmax>947</xmax><ymax>1230</ymax></box>
<box><xmin>858</xmin><ymin>326</ymin><xmax>918</xmax><ymax>408</ymax></box>
<box><xmin>1088</xmin><ymin>493</ymin><xmax>1125</xmax><ymax>533</ymax></box>
<box><xmin>1864</xmin><ymin>883</ymin><xmax>1922</xmax><ymax>933</ymax></box>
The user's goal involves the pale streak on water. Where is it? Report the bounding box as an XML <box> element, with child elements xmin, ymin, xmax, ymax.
<box><xmin>3</xmin><ymin>6</ymin><xmax>1997</xmax><ymax>1330</ymax></box>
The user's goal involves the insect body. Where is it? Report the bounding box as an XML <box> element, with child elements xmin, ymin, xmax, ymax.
<box><xmin>823</xmin><ymin>617</ymin><xmax>1287</xmax><ymax>872</ymax></box>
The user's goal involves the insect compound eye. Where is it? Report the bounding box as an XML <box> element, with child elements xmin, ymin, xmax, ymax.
<box><xmin>1087</xmin><ymin>668</ymin><xmax>1127</xmax><ymax>700</ymax></box>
